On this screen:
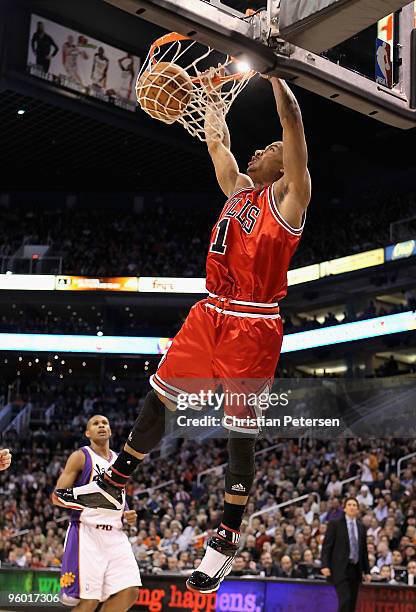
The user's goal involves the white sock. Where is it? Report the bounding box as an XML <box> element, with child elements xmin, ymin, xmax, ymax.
<box><xmin>197</xmin><ymin>544</ymin><xmax>235</xmax><ymax>579</ymax></box>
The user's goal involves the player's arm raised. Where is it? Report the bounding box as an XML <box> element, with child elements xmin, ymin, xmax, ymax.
<box><xmin>269</xmin><ymin>78</ymin><xmax>311</xmax><ymax>226</ymax></box>
<box><xmin>204</xmin><ymin>72</ymin><xmax>252</xmax><ymax>197</ymax></box>
<box><xmin>52</xmin><ymin>450</ymin><xmax>85</xmax><ymax>507</ymax></box>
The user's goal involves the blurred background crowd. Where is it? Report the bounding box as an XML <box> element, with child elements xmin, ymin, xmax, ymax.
<box><xmin>0</xmin><ymin>189</ymin><xmax>415</xmax><ymax>277</ymax></box>
<box><xmin>1</xmin><ymin>386</ymin><xmax>415</xmax><ymax>585</ymax></box>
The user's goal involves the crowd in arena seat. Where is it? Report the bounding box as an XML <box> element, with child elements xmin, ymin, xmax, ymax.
<box><xmin>0</xmin><ymin>296</ymin><xmax>413</xmax><ymax>339</ymax></box>
<box><xmin>0</xmin><ymin>189</ymin><xmax>414</xmax><ymax>277</ymax></box>
<box><xmin>283</xmin><ymin>297</ymin><xmax>415</xmax><ymax>335</ymax></box>
<box><xmin>1</xmin><ymin>385</ymin><xmax>415</xmax><ymax>585</ymax></box>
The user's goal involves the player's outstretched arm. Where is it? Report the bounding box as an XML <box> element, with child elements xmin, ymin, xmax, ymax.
<box><xmin>52</xmin><ymin>450</ymin><xmax>85</xmax><ymax>507</ymax></box>
<box><xmin>203</xmin><ymin>71</ymin><xmax>252</xmax><ymax>197</ymax></box>
<box><xmin>267</xmin><ymin>78</ymin><xmax>311</xmax><ymax>224</ymax></box>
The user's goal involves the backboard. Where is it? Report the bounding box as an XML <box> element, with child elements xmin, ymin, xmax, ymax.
<box><xmin>104</xmin><ymin>0</ymin><xmax>416</xmax><ymax>129</ymax></box>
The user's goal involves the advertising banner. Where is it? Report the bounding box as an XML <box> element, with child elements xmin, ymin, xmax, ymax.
<box><xmin>137</xmin><ymin>277</ymin><xmax>207</xmax><ymax>294</ymax></box>
<box><xmin>0</xmin><ymin>571</ymin><xmax>414</xmax><ymax>612</ymax></box>
<box><xmin>55</xmin><ymin>276</ymin><xmax>139</xmax><ymax>291</ymax></box>
<box><xmin>375</xmin><ymin>38</ymin><xmax>393</xmax><ymax>88</ymax></box>
<box><xmin>0</xmin><ymin>274</ymin><xmax>55</xmax><ymax>291</ymax></box>
<box><xmin>27</xmin><ymin>14</ymin><xmax>140</xmax><ymax>111</ymax></box>
<box><xmin>385</xmin><ymin>239</ymin><xmax>416</xmax><ymax>261</ymax></box>
<box><xmin>281</xmin><ymin>311</ymin><xmax>416</xmax><ymax>354</ymax></box>
<box><xmin>287</xmin><ymin>264</ymin><xmax>320</xmax><ymax>286</ymax></box>
<box><xmin>319</xmin><ymin>248</ymin><xmax>384</xmax><ymax>278</ymax></box>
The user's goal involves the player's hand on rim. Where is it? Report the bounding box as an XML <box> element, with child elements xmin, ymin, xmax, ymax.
<box><xmin>261</xmin><ymin>73</ymin><xmax>281</xmax><ymax>83</ymax></box>
<box><xmin>199</xmin><ymin>64</ymin><xmax>225</xmax><ymax>96</ymax></box>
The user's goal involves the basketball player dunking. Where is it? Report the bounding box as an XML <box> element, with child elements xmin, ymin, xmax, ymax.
<box><xmin>55</xmin><ymin>76</ymin><xmax>311</xmax><ymax>593</ymax></box>
<box><xmin>53</xmin><ymin>415</ymin><xmax>141</xmax><ymax>610</ymax></box>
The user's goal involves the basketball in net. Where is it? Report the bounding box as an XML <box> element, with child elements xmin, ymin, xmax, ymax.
<box><xmin>136</xmin><ymin>61</ymin><xmax>193</xmax><ymax>123</ymax></box>
<box><xmin>136</xmin><ymin>33</ymin><xmax>256</xmax><ymax>140</ymax></box>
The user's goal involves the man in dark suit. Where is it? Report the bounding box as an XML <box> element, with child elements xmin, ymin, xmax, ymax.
<box><xmin>321</xmin><ymin>497</ymin><xmax>371</xmax><ymax>612</ymax></box>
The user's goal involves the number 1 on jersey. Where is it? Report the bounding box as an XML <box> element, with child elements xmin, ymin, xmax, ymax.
<box><xmin>210</xmin><ymin>218</ymin><xmax>230</xmax><ymax>255</ymax></box>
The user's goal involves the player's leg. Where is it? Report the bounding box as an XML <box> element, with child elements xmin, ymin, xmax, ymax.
<box><xmin>100</xmin><ymin>530</ymin><xmax>141</xmax><ymax>611</ymax></box>
<box><xmin>55</xmin><ymin>301</ymin><xmax>216</xmax><ymax>511</ymax></box>
<box><xmin>187</xmin><ymin>314</ymin><xmax>283</xmax><ymax>593</ymax></box>
<box><xmin>60</xmin><ymin>522</ymin><xmax>99</xmax><ymax>608</ymax></box>
<box><xmin>100</xmin><ymin>587</ymin><xmax>139</xmax><ymax>612</ymax></box>
<box><xmin>186</xmin><ymin>431</ymin><xmax>256</xmax><ymax>593</ymax></box>
<box><xmin>72</xmin><ymin>601</ymin><xmax>100</xmax><ymax>611</ymax></box>
<box><xmin>61</xmin><ymin>525</ymin><xmax>106</xmax><ymax>609</ymax></box>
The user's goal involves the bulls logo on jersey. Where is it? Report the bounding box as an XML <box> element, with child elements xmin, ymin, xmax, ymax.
<box><xmin>224</xmin><ymin>195</ymin><xmax>260</xmax><ymax>234</ymax></box>
<box><xmin>210</xmin><ymin>191</ymin><xmax>261</xmax><ymax>255</ymax></box>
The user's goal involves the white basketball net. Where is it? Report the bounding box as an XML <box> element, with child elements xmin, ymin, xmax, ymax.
<box><xmin>136</xmin><ymin>33</ymin><xmax>256</xmax><ymax>142</ymax></box>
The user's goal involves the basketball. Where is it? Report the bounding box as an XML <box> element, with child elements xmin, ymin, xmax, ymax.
<box><xmin>136</xmin><ymin>61</ymin><xmax>193</xmax><ymax>122</ymax></box>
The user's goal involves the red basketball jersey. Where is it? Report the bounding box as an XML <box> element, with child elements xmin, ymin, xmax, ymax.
<box><xmin>206</xmin><ymin>184</ymin><xmax>304</xmax><ymax>303</ymax></box>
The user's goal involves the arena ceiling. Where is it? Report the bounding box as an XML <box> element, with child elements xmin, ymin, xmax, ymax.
<box><xmin>0</xmin><ymin>89</ymin><xmax>216</xmax><ymax>192</ymax></box>
<box><xmin>1</xmin><ymin>0</ymin><xmax>415</xmax><ymax>194</ymax></box>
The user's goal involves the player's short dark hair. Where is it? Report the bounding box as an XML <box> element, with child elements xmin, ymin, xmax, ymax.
<box><xmin>343</xmin><ymin>496</ymin><xmax>359</xmax><ymax>507</ymax></box>
<box><xmin>86</xmin><ymin>414</ymin><xmax>109</xmax><ymax>430</ymax></box>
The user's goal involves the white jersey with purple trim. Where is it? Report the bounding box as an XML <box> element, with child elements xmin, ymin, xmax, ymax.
<box><xmin>61</xmin><ymin>446</ymin><xmax>140</xmax><ymax>605</ymax></box>
<box><xmin>72</xmin><ymin>446</ymin><xmax>125</xmax><ymax>529</ymax></box>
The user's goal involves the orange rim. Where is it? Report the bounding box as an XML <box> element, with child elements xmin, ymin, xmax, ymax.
<box><xmin>149</xmin><ymin>31</ymin><xmax>256</xmax><ymax>84</ymax></box>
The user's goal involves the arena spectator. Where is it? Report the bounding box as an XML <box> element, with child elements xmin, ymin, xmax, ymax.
<box><xmin>407</xmin><ymin>560</ymin><xmax>416</xmax><ymax>579</ymax></box>
<box><xmin>375</xmin><ymin>497</ymin><xmax>389</xmax><ymax>523</ymax></box>
<box><xmin>357</xmin><ymin>485</ymin><xmax>373</xmax><ymax>508</ymax></box>
<box><xmin>325</xmin><ymin>472</ymin><xmax>342</xmax><ymax>498</ymax></box>
<box><xmin>0</xmin><ymin>385</ymin><xmax>414</xmax><ymax>581</ymax></box>
<box><xmin>379</xmin><ymin>565</ymin><xmax>393</xmax><ymax>582</ymax></box>
<box><xmin>376</xmin><ymin>542</ymin><xmax>393</xmax><ymax>569</ymax></box>
<box><xmin>0</xmin><ymin>188</ymin><xmax>414</xmax><ymax>277</ymax></box>
<box><xmin>278</xmin><ymin>555</ymin><xmax>302</xmax><ymax>579</ymax></box>
<box><xmin>324</xmin><ymin>498</ymin><xmax>344</xmax><ymax>522</ymax></box>
<box><xmin>258</xmin><ymin>551</ymin><xmax>280</xmax><ymax>577</ymax></box>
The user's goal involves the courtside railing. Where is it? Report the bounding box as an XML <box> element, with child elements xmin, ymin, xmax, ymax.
<box><xmin>397</xmin><ymin>452</ymin><xmax>416</xmax><ymax>476</ymax></box>
<box><xmin>248</xmin><ymin>492</ymin><xmax>321</xmax><ymax>528</ymax></box>
<box><xmin>340</xmin><ymin>472</ymin><xmax>361</xmax><ymax>490</ymax></box>
<box><xmin>196</xmin><ymin>443</ymin><xmax>283</xmax><ymax>487</ymax></box>
<box><xmin>6</xmin><ymin>516</ymin><xmax>69</xmax><ymax>541</ymax></box>
<box><xmin>134</xmin><ymin>479</ymin><xmax>175</xmax><ymax>497</ymax></box>
<box><xmin>4</xmin><ymin>403</ymin><xmax>32</xmax><ymax>434</ymax></box>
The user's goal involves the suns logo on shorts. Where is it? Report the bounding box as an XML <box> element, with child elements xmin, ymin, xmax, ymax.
<box><xmin>60</xmin><ymin>572</ymin><xmax>76</xmax><ymax>588</ymax></box>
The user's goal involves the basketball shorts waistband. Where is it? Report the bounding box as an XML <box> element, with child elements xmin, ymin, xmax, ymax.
<box><xmin>205</xmin><ymin>293</ymin><xmax>280</xmax><ymax>318</ymax></box>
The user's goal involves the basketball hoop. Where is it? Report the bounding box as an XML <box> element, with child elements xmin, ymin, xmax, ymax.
<box><xmin>136</xmin><ymin>32</ymin><xmax>257</xmax><ymax>142</ymax></box>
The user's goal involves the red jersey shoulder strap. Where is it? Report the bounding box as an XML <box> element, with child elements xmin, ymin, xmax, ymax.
<box><xmin>266</xmin><ymin>183</ymin><xmax>305</xmax><ymax>236</ymax></box>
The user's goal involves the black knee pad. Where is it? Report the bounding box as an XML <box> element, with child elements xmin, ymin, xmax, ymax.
<box><xmin>127</xmin><ymin>390</ymin><xmax>166</xmax><ymax>454</ymax></box>
<box><xmin>225</xmin><ymin>434</ymin><xmax>256</xmax><ymax>496</ymax></box>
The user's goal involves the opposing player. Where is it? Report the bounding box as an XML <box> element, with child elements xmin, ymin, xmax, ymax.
<box><xmin>53</xmin><ymin>415</ymin><xmax>141</xmax><ymax>610</ymax></box>
<box><xmin>55</xmin><ymin>76</ymin><xmax>311</xmax><ymax>593</ymax></box>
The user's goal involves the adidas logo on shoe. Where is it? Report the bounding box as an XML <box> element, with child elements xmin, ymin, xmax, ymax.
<box><xmin>231</xmin><ymin>483</ymin><xmax>246</xmax><ymax>492</ymax></box>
